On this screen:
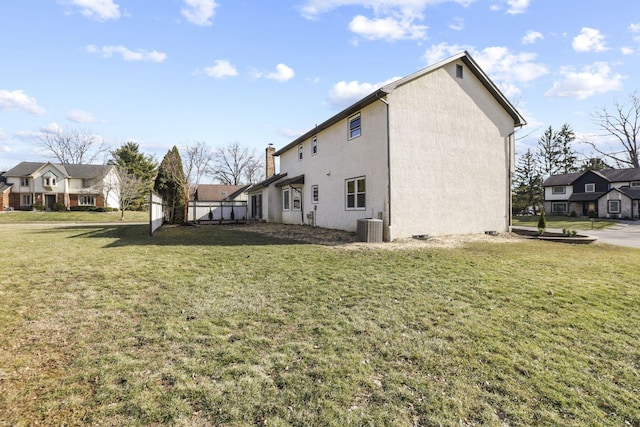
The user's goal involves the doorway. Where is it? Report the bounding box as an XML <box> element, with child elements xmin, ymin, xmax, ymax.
<box><xmin>45</xmin><ymin>195</ymin><xmax>56</xmax><ymax>210</ymax></box>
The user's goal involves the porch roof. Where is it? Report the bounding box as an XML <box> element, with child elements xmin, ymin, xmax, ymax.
<box><xmin>568</xmin><ymin>192</ymin><xmax>605</xmax><ymax>202</ymax></box>
<box><xmin>275</xmin><ymin>174</ymin><xmax>304</xmax><ymax>187</ymax></box>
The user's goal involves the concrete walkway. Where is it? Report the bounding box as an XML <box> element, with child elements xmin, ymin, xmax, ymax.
<box><xmin>514</xmin><ymin>222</ymin><xmax>640</xmax><ymax>249</ymax></box>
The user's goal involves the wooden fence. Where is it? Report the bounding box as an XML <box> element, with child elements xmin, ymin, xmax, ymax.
<box><xmin>187</xmin><ymin>200</ymin><xmax>247</xmax><ymax>222</ymax></box>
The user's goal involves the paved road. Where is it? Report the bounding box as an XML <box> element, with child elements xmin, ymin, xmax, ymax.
<box><xmin>515</xmin><ymin>222</ymin><xmax>640</xmax><ymax>249</ymax></box>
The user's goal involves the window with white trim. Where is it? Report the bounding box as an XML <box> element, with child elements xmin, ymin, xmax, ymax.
<box><xmin>608</xmin><ymin>200</ymin><xmax>621</xmax><ymax>214</ymax></box>
<box><xmin>312</xmin><ymin>185</ymin><xmax>318</xmax><ymax>203</ymax></box>
<box><xmin>585</xmin><ymin>183</ymin><xmax>595</xmax><ymax>193</ymax></box>
<box><xmin>21</xmin><ymin>194</ymin><xmax>32</xmax><ymax>206</ymax></box>
<box><xmin>552</xmin><ymin>186</ymin><xmax>566</xmax><ymax>194</ymax></box>
<box><xmin>292</xmin><ymin>188</ymin><xmax>301</xmax><ymax>211</ymax></box>
<box><xmin>456</xmin><ymin>64</ymin><xmax>463</xmax><ymax>79</ymax></box>
<box><xmin>298</xmin><ymin>145</ymin><xmax>303</xmax><ymax>161</ymax></box>
<box><xmin>283</xmin><ymin>189</ymin><xmax>290</xmax><ymax>210</ymax></box>
<box><xmin>349</xmin><ymin>114</ymin><xmax>361</xmax><ymax>139</ymax></box>
<box><xmin>631</xmin><ymin>181</ymin><xmax>640</xmax><ymax>188</ymax></box>
<box><xmin>79</xmin><ymin>195</ymin><xmax>96</xmax><ymax>206</ymax></box>
<box><xmin>551</xmin><ymin>202</ymin><xmax>568</xmax><ymax>213</ymax></box>
<box><xmin>312</xmin><ymin>137</ymin><xmax>317</xmax><ymax>155</ymax></box>
<box><xmin>346</xmin><ymin>177</ymin><xmax>365</xmax><ymax>210</ymax></box>
<box><xmin>20</xmin><ymin>178</ymin><xmax>29</xmax><ymax>186</ymax></box>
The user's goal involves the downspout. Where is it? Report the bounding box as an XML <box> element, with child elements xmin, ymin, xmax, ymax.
<box><xmin>377</xmin><ymin>94</ymin><xmax>392</xmax><ymax>241</ymax></box>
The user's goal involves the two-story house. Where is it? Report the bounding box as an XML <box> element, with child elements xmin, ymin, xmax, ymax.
<box><xmin>1</xmin><ymin>162</ymin><xmax>119</xmax><ymax>211</ymax></box>
<box><xmin>543</xmin><ymin>168</ymin><xmax>640</xmax><ymax>219</ymax></box>
<box><xmin>247</xmin><ymin>51</ymin><xmax>526</xmax><ymax>241</ymax></box>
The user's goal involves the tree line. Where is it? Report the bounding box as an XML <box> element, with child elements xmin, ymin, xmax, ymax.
<box><xmin>37</xmin><ymin>129</ymin><xmax>265</xmax><ymax>223</ymax></box>
<box><xmin>513</xmin><ymin>91</ymin><xmax>640</xmax><ymax>214</ymax></box>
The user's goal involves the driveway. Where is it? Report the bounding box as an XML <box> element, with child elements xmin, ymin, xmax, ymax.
<box><xmin>581</xmin><ymin>222</ymin><xmax>640</xmax><ymax>249</ymax></box>
<box><xmin>514</xmin><ymin>222</ymin><xmax>640</xmax><ymax>249</ymax></box>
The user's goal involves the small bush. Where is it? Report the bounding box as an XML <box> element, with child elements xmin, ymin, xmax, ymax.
<box><xmin>569</xmin><ymin>210</ymin><xmax>577</xmax><ymax>217</ymax></box>
<box><xmin>537</xmin><ymin>210</ymin><xmax>547</xmax><ymax>235</ymax></box>
<box><xmin>32</xmin><ymin>203</ymin><xmax>45</xmax><ymax>211</ymax></box>
<box><xmin>52</xmin><ymin>202</ymin><xmax>67</xmax><ymax>212</ymax></box>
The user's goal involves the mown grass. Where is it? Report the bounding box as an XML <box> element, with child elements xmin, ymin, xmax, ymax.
<box><xmin>513</xmin><ymin>215</ymin><xmax>618</xmax><ymax>230</ymax></box>
<box><xmin>0</xmin><ymin>210</ymin><xmax>149</xmax><ymax>223</ymax></box>
<box><xmin>1</xmin><ymin>224</ymin><xmax>639</xmax><ymax>426</ymax></box>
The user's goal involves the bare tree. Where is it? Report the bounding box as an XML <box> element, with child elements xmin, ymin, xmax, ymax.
<box><xmin>587</xmin><ymin>91</ymin><xmax>640</xmax><ymax>168</ymax></box>
<box><xmin>114</xmin><ymin>166</ymin><xmax>149</xmax><ymax>220</ymax></box>
<box><xmin>210</xmin><ymin>142</ymin><xmax>263</xmax><ymax>185</ymax></box>
<box><xmin>38</xmin><ymin>125</ymin><xmax>108</xmax><ymax>164</ymax></box>
<box><xmin>182</xmin><ymin>140</ymin><xmax>214</xmax><ymax>199</ymax></box>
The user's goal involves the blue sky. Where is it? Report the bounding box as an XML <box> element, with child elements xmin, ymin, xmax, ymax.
<box><xmin>1</xmin><ymin>0</ymin><xmax>640</xmax><ymax>172</ymax></box>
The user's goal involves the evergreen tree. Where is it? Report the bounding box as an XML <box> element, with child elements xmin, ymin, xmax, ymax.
<box><xmin>556</xmin><ymin>123</ymin><xmax>578</xmax><ymax>174</ymax></box>
<box><xmin>581</xmin><ymin>157</ymin><xmax>612</xmax><ymax>171</ymax></box>
<box><xmin>109</xmin><ymin>142</ymin><xmax>157</xmax><ymax>210</ymax></box>
<box><xmin>513</xmin><ymin>149</ymin><xmax>543</xmax><ymax>214</ymax></box>
<box><xmin>537</xmin><ymin>126</ymin><xmax>561</xmax><ymax>177</ymax></box>
<box><xmin>154</xmin><ymin>146</ymin><xmax>187</xmax><ymax>224</ymax></box>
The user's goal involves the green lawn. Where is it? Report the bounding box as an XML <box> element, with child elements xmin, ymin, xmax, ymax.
<box><xmin>512</xmin><ymin>215</ymin><xmax>620</xmax><ymax>230</ymax></box>
<box><xmin>1</xmin><ymin>223</ymin><xmax>639</xmax><ymax>426</ymax></box>
<box><xmin>0</xmin><ymin>210</ymin><xmax>149</xmax><ymax>223</ymax></box>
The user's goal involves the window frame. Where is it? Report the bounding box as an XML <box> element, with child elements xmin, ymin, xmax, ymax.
<box><xmin>552</xmin><ymin>186</ymin><xmax>566</xmax><ymax>194</ymax></box>
<box><xmin>298</xmin><ymin>145</ymin><xmax>303</xmax><ymax>161</ymax></box>
<box><xmin>79</xmin><ymin>195</ymin><xmax>96</xmax><ymax>206</ymax></box>
<box><xmin>20</xmin><ymin>177</ymin><xmax>29</xmax><ymax>186</ymax></box>
<box><xmin>348</xmin><ymin>114</ymin><xmax>361</xmax><ymax>140</ymax></box>
<box><xmin>292</xmin><ymin>187</ymin><xmax>302</xmax><ymax>211</ymax></box>
<box><xmin>282</xmin><ymin>188</ymin><xmax>290</xmax><ymax>211</ymax></box>
<box><xmin>631</xmin><ymin>181</ymin><xmax>640</xmax><ymax>188</ymax></box>
<box><xmin>456</xmin><ymin>64</ymin><xmax>463</xmax><ymax>79</ymax></box>
<box><xmin>551</xmin><ymin>202</ymin><xmax>568</xmax><ymax>214</ymax></box>
<box><xmin>585</xmin><ymin>183</ymin><xmax>596</xmax><ymax>193</ymax></box>
<box><xmin>21</xmin><ymin>194</ymin><xmax>32</xmax><ymax>207</ymax></box>
<box><xmin>345</xmin><ymin>176</ymin><xmax>366</xmax><ymax>210</ymax></box>
<box><xmin>608</xmin><ymin>199</ymin><xmax>621</xmax><ymax>214</ymax></box>
<box><xmin>311</xmin><ymin>185</ymin><xmax>318</xmax><ymax>204</ymax></box>
<box><xmin>312</xmin><ymin>137</ymin><xmax>317</xmax><ymax>156</ymax></box>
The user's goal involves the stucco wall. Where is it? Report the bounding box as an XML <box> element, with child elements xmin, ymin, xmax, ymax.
<box><xmin>277</xmin><ymin>100</ymin><xmax>389</xmax><ymax>232</ymax></box>
<box><xmin>387</xmin><ymin>61</ymin><xmax>515</xmax><ymax>238</ymax></box>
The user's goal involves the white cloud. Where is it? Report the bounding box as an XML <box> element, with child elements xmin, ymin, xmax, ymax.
<box><xmin>67</xmin><ymin>109</ymin><xmax>95</xmax><ymax>123</ymax></box>
<box><xmin>545</xmin><ymin>62</ymin><xmax>625</xmax><ymax>100</ymax></box>
<box><xmin>422</xmin><ymin>42</ymin><xmax>471</xmax><ymax>65</ymax></box>
<box><xmin>629</xmin><ymin>23</ymin><xmax>640</xmax><ymax>33</ymax></box>
<box><xmin>505</xmin><ymin>0</ymin><xmax>530</xmax><ymax>14</ymax></box>
<box><xmin>265</xmin><ymin>64</ymin><xmax>295</xmax><ymax>82</ymax></box>
<box><xmin>474</xmin><ymin>46</ymin><xmax>548</xmax><ymax>83</ymax></box>
<box><xmin>204</xmin><ymin>60</ymin><xmax>238</xmax><ymax>78</ymax></box>
<box><xmin>63</xmin><ymin>0</ymin><xmax>121</xmax><ymax>21</ymax></box>
<box><xmin>328</xmin><ymin>76</ymin><xmax>400</xmax><ymax>110</ymax></box>
<box><xmin>348</xmin><ymin>15</ymin><xmax>427</xmax><ymax>41</ymax></box>
<box><xmin>621</xmin><ymin>46</ymin><xmax>634</xmax><ymax>55</ymax></box>
<box><xmin>572</xmin><ymin>27</ymin><xmax>608</xmax><ymax>53</ymax></box>
<box><xmin>181</xmin><ymin>0</ymin><xmax>218</xmax><ymax>26</ymax></box>
<box><xmin>0</xmin><ymin>89</ymin><xmax>46</xmax><ymax>115</ymax></box>
<box><xmin>448</xmin><ymin>17</ymin><xmax>464</xmax><ymax>31</ymax></box>
<box><xmin>86</xmin><ymin>44</ymin><xmax>167</xmax><ymax>62</ymax></box>
<box><xmin>522</xmin><ymin>30</ymin><xmax>543</xmax><ymax>45</ymax></box>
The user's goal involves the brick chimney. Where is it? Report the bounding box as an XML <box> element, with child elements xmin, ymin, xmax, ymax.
<box><xmin>266</xmin><ymin>144</ymin><xmax>276</xmax><ymax>178</ymax></box>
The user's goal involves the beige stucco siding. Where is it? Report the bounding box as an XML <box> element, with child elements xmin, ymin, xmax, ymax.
<box><xmin>387</xmin><ymin>61</ymin><xmax>514</xmax><ymax>238</ymax></box>
<box><xmin>278</xmin><ymin>101</ymin><xmax>389</xmax><ymax>231</ymax></box>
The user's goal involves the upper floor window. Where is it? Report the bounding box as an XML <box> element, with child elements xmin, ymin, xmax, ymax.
<box><xmin>346</xmin><ymin>177</ymin><xmax>365</xmax><ymax>210</ymax></box>
<box><xmin>312</xmin><ymin>137</ymin><xmax>317</xmax><ymax>155</ymax></box>
<box><xmin>456</xmin><ymin>64</ymin><xmax>463</xmax><ymax>79</ymax></box>
<box><xmin>552</xmin><ymin>186</ymin><xmax>565</xmax><ymax>194</ymax></box>
<box><xmin>631</xmin><ymin>181</ymin><xmax>640</xmax><ymax>188</ymax></box>
<box><xmin>585</xmin><ymin>183</ymin><xmax>595</xmax><ymax>193</ymax></box>
<box><xmin>20</xmin><ymin>177</ymin><xmax>29</xmax><ymax>186</ymax></box>
<box><xmin>349</xmin><ymin>114</ymin><xmax>361</xmax><ymax>139</ymax></box>
<box><xmin>298</xmin><ymin>145</ymin><xmax>303</xmax><ymax>161</ymax></box>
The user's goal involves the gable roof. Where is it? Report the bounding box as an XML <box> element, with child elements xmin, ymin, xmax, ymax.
<box><xmin>614</xmin><ymin>186</ymin><xmax>640</xmax><ymax>199</ymax></box>
<box><xmin>246</xmin><ymin>173</ymin><xmax>288</xmax><ymax>192</ymax></box>
<box><xmin>195</xmin><ymin>184</ymin><xmax>250</xmax><ymax>201</ymax></box>
<box><xmin>543</xmin><ymin>168</ymin><xmax>640</xmax><ymax>187</ymax></box>
<box><xmin>4</xmin><ymin>161</ymin><xmax>113</xmax><ymax>180</ymax></box>
<box><xmin>274</xmin><ymin>51</ymin><xmax>526</xmax><ymax>156</ymax></box>
<box><xmin>0</xmin><ymin>183</ymin><xmax>12</xmax><ymax>193</ymax></box>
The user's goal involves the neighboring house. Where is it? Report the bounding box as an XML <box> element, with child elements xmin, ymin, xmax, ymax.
<box><xmin>250</xmin><ymin>51</ymin><xmax>526</xmax><ymax>240</ymax></box>
<box><xmin>189</xmin><ymin>183</ymin><xmax>250</xmax><ymax>221</ymax></box>
<box><xmin>0</xmin><ymin>173</ymin><xmax>10</xmax><ymax>211</ymax></box>
<box><xmin>543</xmin><ymin>168</ymin><xmax>640</xmax><ymax>219</ymax></box>
<box><xmin>2</xmin><ymin>162</ymin><xmax>119</xmax><ymax>210</ymax></box>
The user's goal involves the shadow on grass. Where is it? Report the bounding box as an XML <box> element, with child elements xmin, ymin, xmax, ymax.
<box><xmin>35</xmin><ymin>223</ymin><xmax>302</xmax><ymax>247</ymax></box>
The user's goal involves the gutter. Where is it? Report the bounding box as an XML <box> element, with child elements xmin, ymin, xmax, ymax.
<box><xmin>377</xmin><ymin>94</ymin><xmax>392</xmax><ymax>241</ymax></box>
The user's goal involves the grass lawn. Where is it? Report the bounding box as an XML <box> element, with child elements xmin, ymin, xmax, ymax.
<box><xmin>512</xmin><ymin>215</ymin><xmax>619</xmax><ymax>231</ymax></box>
<box><xmin>1</xmin><ymin>223</ymin><xmax>639</xmax><ymax>426</ymax></box>
<box><xmin>0</xmin><ymin>210</ymin><xmax>149</xmax><ymax>223</ymax></box>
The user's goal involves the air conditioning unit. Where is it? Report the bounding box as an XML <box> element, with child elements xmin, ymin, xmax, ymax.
<box><xmin>357</xmin><ymin>218</ymin><xmax>383</xmax><ymax>242</ymax></box>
